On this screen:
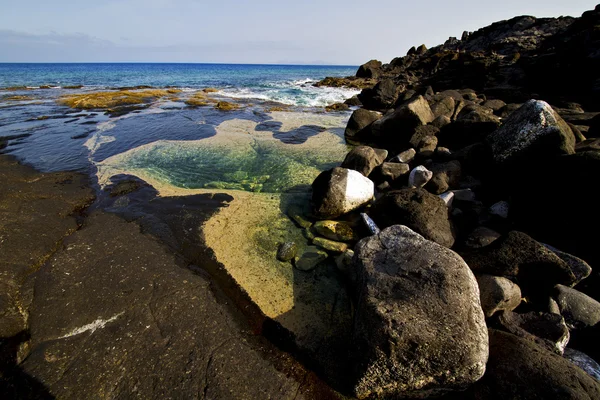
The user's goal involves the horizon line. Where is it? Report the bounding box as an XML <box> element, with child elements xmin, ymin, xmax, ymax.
<box><xmin>0</xmin><ymin>61</ymin><xmax>360</xmax><ymax>67</ymax></box>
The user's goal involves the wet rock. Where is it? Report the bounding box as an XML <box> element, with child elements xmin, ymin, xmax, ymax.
<box><xmin>369</xmin><ymin>188</ymin><xmax>455</xmax><ymax>247</ymax></box>
<box><xmin>341</xmin><ymin>145</ymin><xmax>387</xmax><ymax>176</ymax></box>
<box><xmin>469</xmin><ymin>330</ymin><xmax>600</xmax><ymax>399</ymax></box>
<box><xmin>312</xmin><ymin>167</ymin><xmax>374</xmax><ymax>219</ymax></box>
<box><xmin>294</xmin><ymin>246</ymin><xmax>329</xmax><ymax>271</ymax></box>
<box><xmin>554</xmin><ymin>285</ymin><xmax>600</xmax><ymax>329</ymax></box>
<box><xmin>462</xmin><ymin>231</ymin><xmax>576</xmax><ymax>292</ymax></box>
<box><xmin>313</xmin><ymin>237</ymin><xmax>348</xmax><ymax>253</ymax></box>
<box><xmin>344</xmin><ymin>95</ymin><xmax>362</xmax><ymax>106</ymax></box>
<box><xmin>352</xmin><ymin>225</ymin><xmax>488</xmax><ymax>399</ymax></box>
<box><xmin>543</xmin><ymin>244</ymin><xmax>592</xmax><ymax>286</ymax></box>
<box><xmin>390</xmin><ymin>148</ymin><xmax>416</xmax><ymax>163</ymax></box>
<box><xmin>325</xmin><ymin>102</ymin><xmax>350</xmax><ymax>112</ymax></box>
<box><xmin>425</xmin><ymin>160</ymin><xmax>462</xmax><ymax>194</ymax></box>
<box><xmin>276</xmin><ymin>242</ymin><xmax>298</xmax><ymax>262</ymax></box>
<box><xmin>497</xmin><ymin>311</ymin><xmax>570</xmax><ymax>354</ymax></box>
<box><xmin>313</xmin><ymin>220</ymin><xmax>356</xmax><ymax>242</ymax></box>
<box><xmin>486</xmin><ymin>100</ymin><xmax>576</xmax><ymax>169</ymax></box>
<box><xmin>408</xmin><ymin>165</ymin><xmax>433</xmax><ymax>188</ymax></box>
<box><xmin>344</xmin><ymin>108</ymin><xmax>382</xmax><ymax>145</ymax></box>
<box><xmin>476</xmin><ymin>274</ymin><xmax>522</xmax><ymax>317</ymax></box>
<box><xmin>287</xmin><ymin>208</ymin><xmax>312</xmax><ymax>229</ymax></box>
<box><xmin>563</xmin><ymin>348</ymin><xmax>600</xmax><ymax>382</ymax></box>
<box><xmin>360</xmin><ymin>213</ymin><xmax>380</xmax><ymax>236</ymax></box>
<box><xmin>464</xmin><ymin>226</ymin><xmax>501</xmax><ymax>249</ymax></box>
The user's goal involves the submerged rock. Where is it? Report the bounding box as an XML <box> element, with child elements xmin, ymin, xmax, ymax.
<box><xmin>313</xmin><ymin>220</ymin><xmax>356</xmax><ymax>242</ymax></box>
<box><xmin>294</xmin><ymin>246</ymin><xmax>329</xmax><ymax>271</ymax></box>
<box><xmin>312</xmin><ymin>237</ymin><xmax>348</xmax><ymax>253</ymax></box>
<box><xmin>352</xmin><ymin>225</ymin><xmax>488</xmax><ymax>399</ymax></box>
<box><xmin>312</xmin><ymin>167</ymin><xmax>374</xmax><ymax>219</ymax></box>
<box><xmin>276</xmin><ymin>242</ymin><xmax>298</xmax><ymax>262</ymax></box>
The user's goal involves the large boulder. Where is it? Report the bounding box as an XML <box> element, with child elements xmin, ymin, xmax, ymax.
<box><xmin>352</xmin><ymin>225</ymin><xmax>488</xmax><ymax>399</ymax></box>
<box><xmin>344</xmin><ymin>108</ymin><xmax>382</xmax><ymax>145</ymax></box>
<box><xmin>312</xmin><ymin>167</ymin><xmax>374</xmax><ymax>219</ymax></box>
<box><xmin>438</xmin><ymin>104</ymin><xmax>501</xmax><ymax>150</ymax></box>
<box><xmin>469</xmin><ymin>330</ymin><xmax>600</xmax><ymax>399</ymax></box>
<box><xmin>341</xmin><ymin>146</ymin><xmax>387</xmax><ymax>176</ymax></box>
<box><xmin>486</xmin><ymin>100</ymin><xmax>576</xmax><ymax>168</ymax></box>
<box><xmin>461</xmin><ymin>231</ymin><xmax>576</xmax><ymax>293</ymax></box>
<box><xmin>358</xmin><ymin>79</ymin><xmax>399</xmax><ymax>110</ymax></box>
<box><xmin>368</xmin><ymin>188</ymin><xmax>455</xmax><ymax>247</ymax></box>
<box><xmin>554</xmin><ymin>285</ymin><xmax>600</xmax><ymax>330</ymax></box>
<box><xmin>356</xmin><ymin>59</ymin><xmax>383</xmax><ymax>79</ymax></box>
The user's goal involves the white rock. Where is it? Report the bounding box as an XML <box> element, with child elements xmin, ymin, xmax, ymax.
<box><xmin>408</xmin><ymin>165</ymin><xmax>433</xmax><ymax>188</ymax></box>
<box><xmin>439</xmin><ymin>191</ymin><xmax>455</xmax><ymax>207</ymax></box>
<box><xmin>391</xmin><ymin>148</ymin><xmax>416</xmax><ymax>163</ymax></box>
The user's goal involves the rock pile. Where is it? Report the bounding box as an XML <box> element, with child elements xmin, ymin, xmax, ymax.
<box><xmin>296</xmin><ymin>21</ymin><xmax>600</xmax><ymax>393</ymax></box>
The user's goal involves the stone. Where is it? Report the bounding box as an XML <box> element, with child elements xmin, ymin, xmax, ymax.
<box><xmin>483</xmin><ymin>99</ymin><xmax>507</xmax><ymax>111</ymax></box>
<box><xmin>486</xmin><ymin>100</ymin><xmax>576</xmax><ymax>168</ymax></box>
<box><xmin>563</xmin><ymin>348</ymin><xmax>600</xmax><ymax>382</ymax></box>
<box><xmin>430</xmin><ymin>95</ymin><xmax>455</xmax><ymax>119</ymax></box>
<box><xmin>408</xmin><ymin>165</ymin><xmax>433</xmax><ymax>188</ymax></box>
<box><xmin>356</xmin><ymin>59</ymin><xmax>383</xmax><ymax>79</ymax></box>
<box><xmin>360</xmin><ymin>213</ymin><xmax>380</xmax><ymax>236</ymax></box>
<box><xmin>341</xmin><ymin>145</ymin><xmax>387</xmax><ymax>176</ymax></box>
<box><xmin>344</xmin><ymin>95</ymin><xmax>362</xmax><ymax>106</ymax></box>
<box><xmin>408</xmin><ymin>125</ymin><xmax>440</xmax><ymax>149</ymax></box>
<box><xmin>313</xmin><ymin>220</ymin><xmax>356</xmax><ymax>242</ymax></box>
<box><xmin>325</xmin><ymin>102</ymin><xmax>350</xmax><ymax>112</ymax></box>
<box><xmin>376</xmin><ymin>181</ymin><xmax>390</xmax><ymax>192</ymax></box>
<box><xmin>497</xmin><ymin>311</ymin><xmax>570</xmax><ymax>354</ymax></box>
<box><xmin>464</xmin><ymin>226</ymin><xmax>501</xmax><ymax>249</ymax></box>
<box><xmin>312</xmin><ymin>237</ymin><xmax>348</xmax><ymax>253</ymax></box>
<box><xmin>462</xmin><ymin>231</ymin><xmax>576</xmax><ymax>292</ymax></box>
<box><xmin>469</xmin><ymin>330</ymin><xmax>600</xmax><ymax>399</ymax></box>
<box><xmin>476</xmin><ymin>274</ymin><xmax>522</xmax><ymax>317</ymax></box>
<box><xmin>390</xmin><ymin>148</ymin><xmax>416</xmax><ymax>163</ymax></box>
<box><xmin>452</xmin><ymin>188</ymin><xmax>477</xmax><ymax>202</ymax></box>
<box><xmin>344</xmin><ymin>108</ymin><xmax>382</xmax><ymax>145</ymax></box>
<box><xmin>431</xmin><ymin>115</ymin><xmax>451</xmax><ymax>129</ymax></box>
<box><xmin>543</xmin><ymin>244</ymin><xmax>592</xmax><ymax>286</ymax></box>
<box><xmin>417</xmin><ymin>135</ymin><xmax>438</xmax><ymax>155</ymax></box>
<box><xmin>435</xmin><ymin>146</ymin><xmax>452</xmax><ymax>158</ymax></box>
<box><xmin>376</xmin><ymin>162</ymin><xmax>410</xmax><ymax>182</ymax></box>
<box><xmin>303</xmin><ymin>227</ymin><xmax>315</xmax><ymax>241</ymax></box>
<box><xmin>352</xmin><ymin>225</ymin><xmax>488</xmax><ymax>399</ymax></box>
<box><xmin>401</xmin><ymin>96</ymin><xmax>436</xmax><ymax>126</ymax></box>
<box><xmin>312</xmin><ymin>167</ymin><xmax>374</xmax><ymax>219</ymax></box>
<box><xmin>489</xmin><ymin>200</ymin><xmax>510</xmax><ymax>219</ymax></box>
<box><xmin>425</xmin><ymin>160</ymin><xmax>462</xmax><ymax>194</ymax></box>
<box><xmin>287</xmin><ymin>208</ymin><xmax>312</xmax><ymax>229</ymax></box>
<box><xmin>439</xmin><ymin>191</ymin><xmax>454</xmax><ymax>207</ymax></box>
<box><xmin>358</xmin><ymin>78</ymin><xmax>399</xmax><ymax>110</ymax></box>
<box><xmin>294</xmin><ymin>246</ymin><xmax>329</xmax><ymax>271</ymax></box>
<box><xmin>554</xmin><ymin>285</ymin><xmax>600</xmax><ymax>329</ymax></box>
<box><xmin>438</xmin><ymin>104</ymin><xmax>501</xmax><ymax>149</ymax></box>
<box><xmin>335</xmin><ymin>249</ymin><xmax>355</xmax><ymax>274</ymax></box>
<box><xmin>276</xmin><ymin>242</ymin><xmax>297</xmax><ymax>262</ymax></box>
<box><xmin>369</xmin><ymin>188</ymin><xmax>455</xmax><ymax>247</ymax></box>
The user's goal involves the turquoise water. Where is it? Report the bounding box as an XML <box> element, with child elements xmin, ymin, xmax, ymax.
<box><xmin>0</xmin><ymin>63</ymin><xmax>357</xmax><ymax>180</ymax></box>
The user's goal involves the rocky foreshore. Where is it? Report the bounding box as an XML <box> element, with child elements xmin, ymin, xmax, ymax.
<box><xmin>281</xmin><ymin>4</ymin><xmax>600</xmax><ymax>399</ymax></box>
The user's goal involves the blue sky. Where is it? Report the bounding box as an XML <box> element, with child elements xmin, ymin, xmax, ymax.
<box><xmin>0</xmin><ymin>0</ymin><xmax>597</xmax><ymax>64</ymax></box>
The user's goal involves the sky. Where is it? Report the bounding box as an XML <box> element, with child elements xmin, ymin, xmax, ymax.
<box><xmin>0</xmin><ymin>0</ymin><xmax>597</xmax><ymax>65</ymax></box>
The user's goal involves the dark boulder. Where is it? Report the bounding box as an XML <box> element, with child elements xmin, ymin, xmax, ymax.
<box><xmin>476</xmin><ymin>274</ymin><xmax>522</xmax><ymax>317</ymax></box>
<box><xmin>408</xmin><ymin>125</ymin><xmax>440</xmax><ymax>149</ymax></box>
<box><xmin>497</xmin><ymin>311</ymin><xmax>570</xmax><ymax>354</ymax></box>
<box><xmin>356</xmin><ymin>59</ymin><xmax>383</xmax><ymax>79</ymax></box>
<box><xmin>358</xmin><ymin>78</ymin><xmax>399</xmax><ymax>110</ymax></box>
<box><xmin>425</xmin><ymin>160</ymin><xmax>462</xmax><ymax>194</ymax></box>
<box><xmin>486</xmin><ymin>100</ymin><xmax>575</xmax><ymax>169</ymax></box>
<box><xmin>369</xmin><ymin>188</ymin><xmax>455</xmax><ymax>247</ymax></box>
<box><xmin>344</xmin><ymin>108</ymin><xmax>382</xmax><ymax>145</ymax></box>
<box><xmin>341</xmin><ymin>146</ymin><xmax>387</xmax><ymax>176</ymax></box>
<box><xmin>438</xmin><ymin>104</ymin><xmax>501</xmax><ymax>150</ymax></box>
<box><xmin>461</xmin><ymin>231</ymin><xmax>576</xmax><ymax>293</ymax></box>
<box><xmin>469</xmin><ymin>330</ymin><xmax>600</xmax><ymax>399</ymax></box>
<box><xmin>352</xmin><ymin>225</ymin><xmax>488</xmax><ymax>399</ymax></box>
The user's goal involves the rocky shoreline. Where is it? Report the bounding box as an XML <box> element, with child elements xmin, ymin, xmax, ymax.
<box><xmin>276</xmin><ymin>4</ymin><xmax>600</xmax><ymax>399</ymax></box>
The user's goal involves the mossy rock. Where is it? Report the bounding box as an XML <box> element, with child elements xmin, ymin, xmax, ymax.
<box><xmin>58</xmin><ymin>89</ymin><xmax>182</xmax><ymax>109</ymax></box>
<box><xmin>215</xmin><ymin>101</ymin><xmax>239</xmax><ymax>111</ymax></box>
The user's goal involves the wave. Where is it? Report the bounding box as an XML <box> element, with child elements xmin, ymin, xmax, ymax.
<box><xmin>218</xmin><ymin>80</ymin><xmax>360</xmax><ymax>107</ymax></box>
